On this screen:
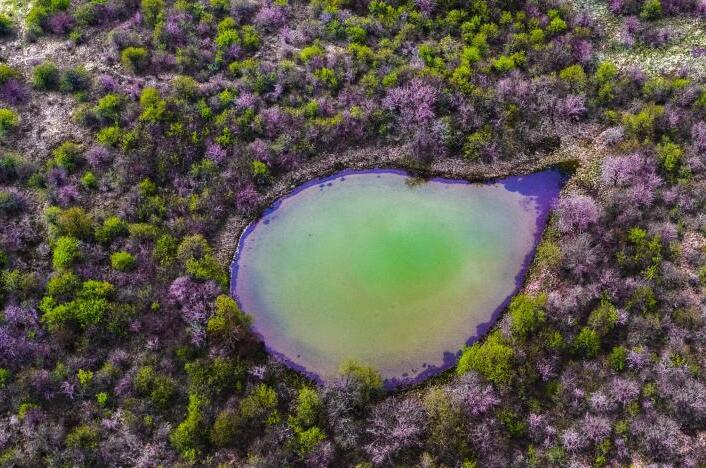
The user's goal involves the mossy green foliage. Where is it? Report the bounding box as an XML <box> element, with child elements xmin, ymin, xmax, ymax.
<box><xmin>170</xmin><ymin>393</ymin><xmax>209</xmax><ymax>461</ymax></box>
<box><xmin>0</xmin><ymin>108</ymin><xmax>18</xmax><ymax>139</ymax></box>
<box><xmin>572</xmin><ymin>327</ymin><xmax>601</xmax><ymax>359</ymax></box>
<box><xmin>457</xmin><ymin>330</ymin><xmax>514</xmax><ymax>386</ymax></box>
<box><xmin>110</xmin><ymin>251</ymin><xmax>136</xmax><ymax>271</ymax></box>
<box><xmin>32</xmin><ymin>62</ymin><xmax>60</xmax><ymax>90</ymax></box>
<box><xmin>40</xmin><ymin>279</ymin><xmax>115</xmax><ymax>331</ymax></box>
<box><xmin>51</xmin><ymin>141</ymin><xmax>83</xmax><ymax>172</ymax></box>
<box><xmin>338</xmin><ymin>359</ymin><xmax>383</xmax><ymax>403</ymax></box>
<box><xmin>588</xmin><ymin>297</ymin><xmax>619</xmax><ymax>336</ymax></box>
<box><xmin>206</xmin><ymin>295</ymin><xmax>252</xmax><ymax>340</ymax></box>
<box><xmin>51</xmin><ymin>236</ymin><xmax>81</xmax><ymax>269</ymax></box>
<box><xmin>121</xmin><ymin>47</ymin><xmax>149</xmax><ymax>74</ymax></box>
<box><xmin>509</xmin><ymin>293</ymin><xmax>547</xmax><ymax>339</ymax></box>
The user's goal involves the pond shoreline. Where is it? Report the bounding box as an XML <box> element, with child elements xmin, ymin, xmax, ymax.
<box><xmin>214</xmin><ymin>121</ymin><xmax>602</xmax><ymax>268</ymax></box>
<box><xmin>224</xmin><ymin>166</ymin><xmax>569</xmax><ymax>388</ymax></box>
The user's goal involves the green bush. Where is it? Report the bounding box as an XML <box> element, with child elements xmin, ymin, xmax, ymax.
<box><xmin>94</xmin><ymin>93</ymin><xmax>123</xmax><ymax>123</ymax></box>
<box><xmin>640</xmin><ymin>0</ymin><xmax>662</xmax><ymax>20</ymax></box>
<box><xmin>96</xmin><ymin>126</ymin><xmax>121</xmax><ymax>147</ymax></box>
<box><xmin>171</xmin><ymin>393</ymin><xmax>208</xmax><ymax>460</ymax></box>
<box><xmin>56</xmin><ymin>206</ymin><xmax>93</xmax><ymax>239</ymax></box>
<box><xmin>656</xmin><ymin>137</ymin><xmax>683</xmax><ymax>175</ymax></box>
<box><xmin>60</xmin><ymin>65</ymin><xmax>91</xmax><ymax>93</ymax></box>
<box><xmin>46</xmin><ymin>271</ymin><xmax>80</xmax><ymax>298</ymax></box>
<box><xmin>26</xmin><ymin>6</ymin><xmax>49</xmax><ymax>36</ymax></box>
<box><xmin>95</xmin><ymin>216</ymin><xmax>128</xmax><ymax>244</ymax></box>
<box><xmin>80</xmin><ymin>171</ymin><xmax>97</xmax><ymax>189</ymax></box>
<box><xmin>40</xmin><ymin>279</ymin><xmax>114</xmax><ymax>331</ymax></box>
<box><xmin>121</xmin><ymin>47</ymin><xmax>149</xmax><ymax>74</ymax></box>
<box><xmin>239</xmin><ymin>383</ymin><xmax>278</xmax><ymax>424</ymax></box>
<box><xmin>52</xmin><ymin>236</ymin><xmax>81</xmax><ymax>269</ymax></box>
<box><xmin>141</xmin><ymin>0</ymin><xmax>165</xmax><ymax>26</ymax></box>
<box><xmin>558</xmin><ymin>64</ymin><xmax>586</xmax><ymax>90</ymax></box>
<box><xmin>210</xmin><ymin>409</ymin><xmax>240</xmax><ymax>448</ymax></box>
<box><xmin>509</xmin><ymin>293</ymin><xmax>547</xmax><ymax>339</ymax></box>
<box><xmin>0</xmin><ymin>14</ymin><xmax>13</xmax><ymax>36</ymax></box>
<box><xmin>0</xmin><ymin>64</ymin><xmax>19</xmax><ymax>85</ymax></box>
<box><xmin>52</xmin><ymin>141</ymin><xmax>83</xmax><ymax>172</ymax></box>
<box><xmin>206</xmin><ymin>295</ymin><xmax>252</xmax><ymax>339</ymax></box>
<box><xmin>139</xmin><ymin>87</ymin><xmax>167</xmax><ymax>122</ymax></box>
<box><xmin>110</xmin><ymin>251</ymin><xmax>136</xmax><ymax>271</ymax></box>
<box><xmin>65</xmin><ymin>425</ymin><xmax>99</xmax><ymax>449</ymax></box>
<box><xmin>290</xmin><ymin>386</ymin><xmax>322</xmax><ymax>429</ymax></box>
<box><xmin>338</xmin><ymin>359</ymin><xmax>382</xmax><ymax>402</ymax></box>
<box><xmin>32</xmin><ymin>62</ymin><xmax>60</xmax><ymax>90</ymax></box>
<box><xmin>608</xmin><ymin>346</ymin><xmax>627</xmax><ymax>372</ymax></box>
<box><xmin>587</xmin><ymin>297</ymin><xmax>619</xmax><ymax>335</ymax></box>
<box><xmin>0</xmin><ymin>108</ymin><xmax>19</xmax><ymax>139</ymax></box>
<box><xmin>294</xmin><ymin>426</ymin><xmax>326</xmax><ymax>456</ymax></box>
<box><xmin>457</xmin><ymin>330</ymin><xmax>515</xmax><ymax>386</ymax></box>
<box><xmin>573</xmin><ymin>327</ymin><xmax>601</xmax><ymax>358</ymax></box>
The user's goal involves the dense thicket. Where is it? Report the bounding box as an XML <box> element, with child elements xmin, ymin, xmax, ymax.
<box><xmin>1</xmin><ymin>0</ymin><xmax>706</xmax><ymax>465</ymax></box>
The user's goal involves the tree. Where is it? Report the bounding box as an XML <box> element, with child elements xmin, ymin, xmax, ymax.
<box><xmin>509</xmin><ymin>293</ymin><xmax>547</xmax><ymax>339</ymax></box>
<box><xmin>121</xmin><ymin>47</ymin><xmax>149</xmax><ymax>74</ymax></box>
<box><xmin>171</xmin><ymin>393</ymin><xmax>208</xmax><ymax>461</ymax></box>
<box><xmin>32</xmin><ymin>62</ymin><xmax>60</xmax><ymax>90</ymax></box>
<box><xmin>457</xmin><ymin>331</ymin><xmax>515</xmax><ymax>386</ymax></box>
<box><xmin>588</xmin><ymin>297</ymin><xmax>619</xmax><ymax>335</ymax></box>
<box><xmin>52</xmin><ymin>236</ymin><xmax>81</xmax><ymax>269</ymax></box>
<box><xmin>110</xmin><ymin>251</ymin><xmax>136</xmax><ymax>272</ymax></box>
<box><xmin>0</xmin><ymin>108</ymin><xmax>18</xmax><ymax>139</ymax></box>
<box><xmin>573</xmin><ymin>327</ymin><xmax>600</xmax><ymax>358</ymax></box>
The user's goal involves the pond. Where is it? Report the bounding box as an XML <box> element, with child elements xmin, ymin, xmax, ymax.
<box><xmin>231</xmin><ymin>169</ymin><xmax>564</xmax><ymax>386</ymax></box>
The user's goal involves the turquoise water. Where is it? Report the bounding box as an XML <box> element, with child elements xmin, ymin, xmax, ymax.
<box><xmin>231</xmin><ymin>169</ymin><xmax>563</xmax><ymax>385</ymax></box>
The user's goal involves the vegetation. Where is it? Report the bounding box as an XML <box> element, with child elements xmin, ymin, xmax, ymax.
<box><xmin>0</xmin><ymin>0</ymin><xmax>705</xmax><ymax>465</ymax></box>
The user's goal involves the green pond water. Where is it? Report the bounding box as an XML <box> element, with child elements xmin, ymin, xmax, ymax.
<box><xmin>231</xmin><ymin>169</ymin><xmax>563</xmax><ymax>385</ymax></box>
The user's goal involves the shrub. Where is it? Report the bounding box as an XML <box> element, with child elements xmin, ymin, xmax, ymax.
<box><xmin>80</xmin><ymin>171</ymin><xmax>97</xmax><ymax>189</ymax></box>
<box><xmin>141</xmin><ymin>0</ymin><xmax>165</xmax><ymax>26</ymax></box>
<box><xmin>52</xmin><ymin>141</ymin><xmax>83</xmax><ymax>172</ymax></box>
<box><xmin>509</xmin><ymin>293</ymin><xmax>547</xmax><ymax>339</ymax></box>
<box><xmin>95</xmin><ymin>93</ymin><xmax>123</xmax><ymax>123</ymax></box>
<box><xmin>609</xmin><ymin>346</ymin><xmax>627</xmax><ymax>372</ymax></box>
<box><xmin>56</xmin><ymin>206</ymin><xmax>93</xmax><ymax>239</ymax></box>
<box><xmin>96</xmin><ymin>126</ymin><xmax>121</xmax><ymax>146</ymax></box>
<box><xmin>95</xmin><ymin>216</ymin><xmax>128</xmax><ymax>244</ymax></box>
<box><xmin>338</xmin><ymin>359</ymin><xmax>383</xmax><ymax>402</ymax></box>
<box><xmin>0</xmin><ymin>154</ymin><xmax>18</xmax><ymax>182</ymax></box>
<box><xmin>52</xmin><ymin>236</ymin><xmax>81</xmax><ymax>269</ymax></box>
<box><xmin>0</xmin><ymin>189</ymin><xmax>22</xmax><ymax>216</ymax></box>
<box><xmin>26</xmin><ymin>6</ymin><xmax>49</xmax><ymax>36</ymax></box>
<box><xmin>457</xmin><ymin>331</ymin><xmax>515</xmax><ymax>386</ymax></box>
<box><xmin>171</xmin><ymin>393</ymin><xmax>208</xmax><ymax>460</ymax></box>
<box><xmin>0</xmin><ymin>14</ymin><xmax>13</xmax><ymax>36</ymax></box>
<box><xmin>65</xmin><ymin>425</ymin><xmax>99</xmax><ymax>449</ymax></box>
<box><xmin>559</xmin><ymin>64</ymin><xmax>587</xmax><ymax>90</ymax></box>
<box><xmin>239</xmin><ymin>383</ymin><xmax>278</xmax><ymax>424</ymax></box>
<box><xmin>210</xmin><ymin>409</ymin><xmax>240</xmax><ymax>448</ymax></box>
<box><xmin>0</xmin><ymin>108</ymin><xmax>19</xmax><ymax>139</ymax></box>
<box><xmin>290</xmin><ymin>386</ymin><xmax>322</xmax><ymax>429</ymax></box>
<box><xmin>206</xmin><ymin>295</ymin><xmax>252</xmax><ymax>339</ymax></box>
<box><xmin>139</xmin><ymin>87</ymin><xmax>167</xmax><ymax>122</ymax></box>
<box><xmin>32</xmin><ymin>62</ymin><xmax>60</xmax><ymax>90</ymax></box>
<box><xmin>573</xmin><ymin>327</ymin><xmax>601</xmax><ymax>358</ymax></box>
<box><xmin>46</xmin><ymin>271</ymin><xmax>80</xmax><ymax>298</ymax></box>
<box><xmin>640</xmin><ymin>0</ymin><xmax>662</xmax><ymax>19</ymax></box>
<box><xmin>588</xmin><ymin>297</ymin><xmax>619</xmax><ymax>335</ymax></box>
<box><xmin>656</xmin><ymin>137</ymin><xmax>683</xmax><ymax>175</ymax></box>
<box><xmin>121</xmin><ymin>47</ymin><xmax>149</xmax><ymax>74</ymax></box>
<box><xmin>110</xmin><ymin>251</ymin><xmax>136</xmax><ymax>271</ymax></box>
